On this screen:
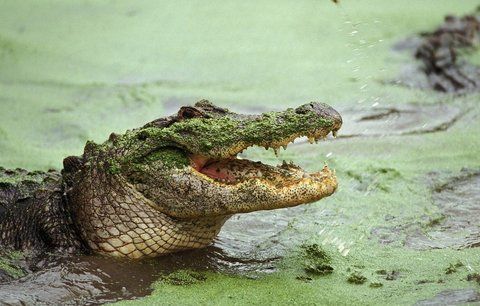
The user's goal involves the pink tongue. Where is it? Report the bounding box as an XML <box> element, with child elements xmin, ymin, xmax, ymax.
<box><xmin>200</xmin><ymin>162</ymin><xmax>236</xmax><ymax>182</ymax></box>
<box><xmin>191</xmin><ymin>155</ymin><xmax>209</xmax><ymax>171</ymax></box>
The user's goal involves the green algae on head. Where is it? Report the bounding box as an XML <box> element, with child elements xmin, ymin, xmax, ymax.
<box><xmin>61</xmin><ymin>100</ymin><xmax>342</xmax><ymax>259</ymax></box>
<box><xmin>111</xmin><ymin>100</ymin><xmax>341</xmax><ymax>161</ymax></box>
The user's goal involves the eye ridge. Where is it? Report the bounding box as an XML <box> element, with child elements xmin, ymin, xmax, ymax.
<box><xmin>178</xmin><ymin>106</ymin><xmax>205</xmax><ymax>120</ymax></box>
<box><xmin>137</xmin><ymin>130</ymin><xmax>149</xmax><ymax>141</ymax></box>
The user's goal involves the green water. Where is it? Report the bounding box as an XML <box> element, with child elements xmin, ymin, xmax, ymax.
<box><xmin>1</xmin><ymin>0</ymin><xmax>479</xmax><ymax>305</ymax></box>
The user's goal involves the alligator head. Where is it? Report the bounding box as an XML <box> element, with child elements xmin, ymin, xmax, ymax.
<box><xmin>64</xmin><ymin>100</ymin><xmax>342</xmax><ymax>258</ymax></box>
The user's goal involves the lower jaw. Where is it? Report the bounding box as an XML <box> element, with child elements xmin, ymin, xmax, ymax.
<box><xmin>190</xmin><ymin>154</ymin><xmax>334</xmax><ymax>187</ymax></box>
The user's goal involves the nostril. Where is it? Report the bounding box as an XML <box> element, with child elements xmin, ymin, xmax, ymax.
<box><xmin>295</xmin><ymin>102</ymin><xmax>329</xmax><ymax>114</ymax></box>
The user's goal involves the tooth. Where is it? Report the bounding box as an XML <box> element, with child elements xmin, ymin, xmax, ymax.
<box><xmin>332</xmin><ymin>130</ymin><xmax>338</xmax><ymax>138</ymax></box>
<box><xmin>282</xmin><ymin>145</ymin><xmax>287</xmax><ymax>150</ymax></box>
<box><xmin>273</xmin><ymin>148</ymin><xmax>279</xmax><ymax>157</ymax></box>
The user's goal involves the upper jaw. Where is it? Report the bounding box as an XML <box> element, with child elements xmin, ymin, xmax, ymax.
<box><xmin>167</xmin><ymin>102</ymin><xmax>342</xmax><ymax>160</ymax></box>
<box><xmin>186</xmin><ymin>102</ymin><xmax>342</xmax><ymax>186</ymax></box>
<box><xmin>188</xmin><ymin>126</ymin><xmax>338</xmax><ymax>187</ymax></box>
<box><xmin>193</xmin><ymin>116</ymin><xmax>341</xmax><ymax>161</ymax></box>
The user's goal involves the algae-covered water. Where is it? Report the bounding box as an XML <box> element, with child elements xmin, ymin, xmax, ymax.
<box><xmin>1</xmin><ymin>0</ymin><xmax>480</xmax><ymax>305</ymax></box>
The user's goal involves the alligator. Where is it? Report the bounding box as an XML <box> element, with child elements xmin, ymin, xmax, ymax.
<box><xmin>415</xmin><ymin>13</ymin><xmax>480</xmax><ymax>93</ymax></box>
<box><xmin>0</xmin><ymin>100</ymin><xmax>342</xmax><ymax>260</ymax></box>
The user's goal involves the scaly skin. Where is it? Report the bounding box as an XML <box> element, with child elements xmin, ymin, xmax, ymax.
<box><xmin>0</xmin><ymin>168</ymin><xmax>82</xmax><ymax>252</ymax></box>
<box><xmin>0</xmin><ymin>100</ymin><xmax>342</xmax><ymax>259</ymax></box>
<box><xmin>415</xmin><ymin>13</ymin><xmax>480</xmax><ymax>92</ymax></box>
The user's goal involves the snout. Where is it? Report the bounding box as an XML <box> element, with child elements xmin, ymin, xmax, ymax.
<box><xmin>295</xmin><ymin>102</ymin><xmax>343</xmax><ymax>132</ymax></box>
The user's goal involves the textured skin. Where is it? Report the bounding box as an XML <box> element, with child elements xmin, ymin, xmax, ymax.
<box><xmin>0</xmin><ymin>101</ymin><xmax>342</xmax><ymax>259</ymax></box>
<box><xmin>68</xmin><ymin>159</ymin><xmax>228</xmax><ymax>258</ymax></box>
<box><xmin>0</xmin><ymin>168</ymin><xmax>82</xmax><ymax>252</ymax></box>
<box><xmin>415</xmin><ymin>14</ymin><xmax>480</xmax><ymax>93</ymax></box>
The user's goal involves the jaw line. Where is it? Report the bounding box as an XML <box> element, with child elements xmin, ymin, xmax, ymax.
<box><xmin>188</xmin><ymin>147</ymin><xmax>337</xmax><ymax>189</ymax></box>
<box><xmin>186</xmin><ymin>125</ymin><xmax>339</xmax><ymax>187</ymax></box>
<box><xmin>184</xmin><ymin>163</ymin><xmax>338</xmax><ymax>216</ymax></box>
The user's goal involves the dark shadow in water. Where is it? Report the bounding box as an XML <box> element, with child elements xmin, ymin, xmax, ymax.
<box><xmin>338</xmin><ymin>103</ymin><xmax>462</xmax><ymax>138</ymax></box>
<box><xmin>415</xmin><ymin>288</ymin><xmax>480</xmax><ymax>306</ymax></box>
<box><xmin>0</xmin><ymin>246</ymin><xmax>274</xmax><ymax>305</ymax></box>
<box><xmin>371</xmin><ymin>169</ymin><xmax>480</xmax><ymax>250</ymax></box>
<box><xmin>0</xmin><ymin>245</ymin><xmax>277</xmax><ymax>305</ymax></box>
<box><xmin>406</xmin><ymin>169</ymin><xmax>480</xmax><ymax>250</ymax></box>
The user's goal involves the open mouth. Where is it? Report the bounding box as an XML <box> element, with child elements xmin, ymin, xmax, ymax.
<box><xmin>189</xmin><ymin>128</ymin><xmax>339</xmax><ymax>187</ymax></box>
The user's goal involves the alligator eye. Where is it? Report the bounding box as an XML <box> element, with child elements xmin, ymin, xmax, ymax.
<box><xmin>177</xmin><ymin>106</ymin><xmax>204</xmax><ymax>120</ymax></box>
<box><xmin>137</xmin><ymin>130</ymin><xmax>149</xmax><ymax>141</ymax></box>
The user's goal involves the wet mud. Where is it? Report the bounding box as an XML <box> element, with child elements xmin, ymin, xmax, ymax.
<box><xmin>372</xmin><ymin>169</ymin><xmax>480</xmax><ymax>250</ymax></box>
<box><xmin>394</xmin><ymin>13</ymin><xmax>480</xmax><ymax>93</ymax></box>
